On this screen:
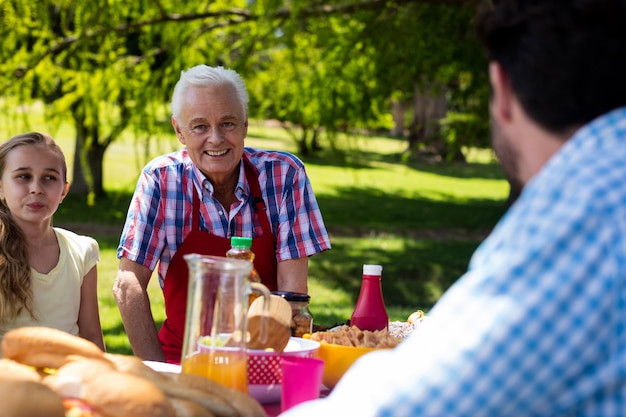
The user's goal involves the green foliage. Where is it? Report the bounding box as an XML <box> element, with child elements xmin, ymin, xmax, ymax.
<box><xmin>0</xmin><ymin>0</ymin><xmax>491</xmax><ymax>193</ymax></box>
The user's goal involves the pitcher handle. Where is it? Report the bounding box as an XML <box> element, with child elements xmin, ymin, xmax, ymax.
<box><xmin>250</xmin><ymin>282</ymin><xmax>272</xmax><ymax>344</ymax></box>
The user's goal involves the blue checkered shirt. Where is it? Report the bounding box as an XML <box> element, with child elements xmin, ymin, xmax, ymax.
<box><xmin>283</xmin><ymin>107</ymin><xmax>626</xmax><ymax>417</ymax></box>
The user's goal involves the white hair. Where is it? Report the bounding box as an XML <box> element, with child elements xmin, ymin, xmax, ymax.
<box><xmin>170</xmin><ymin>65</ymin><xmax>249</xmax><ymax>122</ymax></box>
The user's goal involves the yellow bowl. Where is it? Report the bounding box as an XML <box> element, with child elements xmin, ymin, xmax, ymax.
<box><xmin>316</xmin><ymin>342</ymin><xmax>380</xmax><ymax>389</ymax></box>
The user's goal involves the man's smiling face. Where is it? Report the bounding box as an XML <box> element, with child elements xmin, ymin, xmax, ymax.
<box><xmin>172</xmin><ymin>83</ymin><xmax>248</xmax><ymax>185</ymax></box>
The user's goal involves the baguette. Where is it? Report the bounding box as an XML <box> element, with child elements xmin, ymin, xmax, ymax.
<box><xmin>2</xmin><ymin>326</ymin><xmax>104</xmax><ymax>359</ymax></box>
<box><xmin>0</xmin><ymin>358</ymin><xmax>42</xmax><ymax>382</ymax></box>
<box><xmin>168</xmin><ymin>372</ymin><xmax>267</xmax><ymax>417</ymax></box>
<box><xmin>106</xmin><ymin>354</ymin><xmax>240</xmax><ymax>417</ymax></box>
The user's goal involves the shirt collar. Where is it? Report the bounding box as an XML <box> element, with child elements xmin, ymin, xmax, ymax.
<box><xmin>189</xmin><ymin>156</ymin><xmax>247</xmax><ymax>198</ymax></box>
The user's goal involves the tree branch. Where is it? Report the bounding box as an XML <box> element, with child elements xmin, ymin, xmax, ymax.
<box><xmin>6</xmin><ymin>0</ymin><xmax>477</xmax><ymax>88</ymax></box>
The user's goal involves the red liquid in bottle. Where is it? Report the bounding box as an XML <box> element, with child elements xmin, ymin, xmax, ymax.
<box><xmin>350</xmin><ymin>264</ymin><xmax>389</xmax><ymax>331</ymax></box>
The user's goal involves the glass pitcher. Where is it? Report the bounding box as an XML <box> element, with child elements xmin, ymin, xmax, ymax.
<box><xmin>180</xmin><ymin>254</ymin><xmax>271</xmax><ymax>393</ymax></box>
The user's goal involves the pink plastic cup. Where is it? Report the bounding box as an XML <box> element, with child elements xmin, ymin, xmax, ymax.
<box><xmin>280</xmin><ymin>356</ymin><xmax>325</xmax><ymax>412</ymax></box>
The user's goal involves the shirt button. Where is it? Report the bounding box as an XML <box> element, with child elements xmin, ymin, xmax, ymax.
<box><xmin>218</xmin><ymin>210</ymin><xmax>223</xmax><ymax>215</ymax></box>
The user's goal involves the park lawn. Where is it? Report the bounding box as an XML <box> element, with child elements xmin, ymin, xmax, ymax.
<box><xmin>45</xmin><ymin>121</ymin><xmax>508</xmax><ymax>354</ymax></box>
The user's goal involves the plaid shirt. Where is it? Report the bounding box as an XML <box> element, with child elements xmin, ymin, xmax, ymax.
<box><xmin>283</xmin><ymin>108</ymin><xmax>626</xmax><ymax>417</ymax></box>
<box><xmin>117</xmin><ymin>147</ymin><xmax>331</xmax><ymax>286</ymax></box>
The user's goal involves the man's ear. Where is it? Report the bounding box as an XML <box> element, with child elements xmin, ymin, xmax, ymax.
<box><xmin>489</xmin><ymin>61</ymin><xmax>514</xmax><ymax>125</ymax></box>
<box><xmin>172</xmin><ymin>116</ymin><xmax>186</xmax><ymax>145</ymax></box>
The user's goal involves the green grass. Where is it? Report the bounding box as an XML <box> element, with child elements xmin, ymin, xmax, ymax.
<box><xmin>6</xmin><ymin>116</ymin><xmax>509</xmax><ymax>354</ymax></box>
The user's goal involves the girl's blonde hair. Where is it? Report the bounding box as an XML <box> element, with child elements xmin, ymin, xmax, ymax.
<box><xmin>0</xmin><ymin>132</ymin><xmax>67</xmax><ymax>323</ymax></box>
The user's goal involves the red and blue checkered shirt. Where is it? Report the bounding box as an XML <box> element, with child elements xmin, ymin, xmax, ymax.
<box><xmin>117</xmin><ymin>147</ymin><xmax>331</xmax><ymax>286</ymax></box>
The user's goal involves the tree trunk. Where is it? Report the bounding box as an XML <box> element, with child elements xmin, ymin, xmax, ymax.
<box><xmin>407</xmin><ymin>81</ymin><xmax>448</xmax><ymax>157</ymax></box>
<box><xmin>390</xmin><ymin>100</ymin><xmax>406</xmax><ymax>137</ymax></box>
<box><xmin>87</xmin><ymin>140</ymin><xmax>107</xmax><ymax>199</ymax></box>
<box><xmin>69</xmin><ymin>104</ymin><xmax>108</xmax><ymax>200</ymax></box>
<box><xmin>407</xmin><ymin>87</ymin><xmax>427</xmax><ymax>150</ymax></box>
<box><xmin>298</xmin><ymin>127</ymin><xmax>310</xmax><ymax>156</ymax></box>
<box><xmin>311</xmin><ymin>128</ymin><xmax>322</xmax><ymax>151</ymax></box>
<box><xmin>70</xmin><ymin>114</ymin><xmax>89</xmax><ymax>196</ymax></box>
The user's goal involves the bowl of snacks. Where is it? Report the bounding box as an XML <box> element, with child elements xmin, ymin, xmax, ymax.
<box><xmin>307</xmin><ymin>325</ymin><xmax>405</xmax><ymax>389</ymax></box>
<box><xmin>247</xmin><ymin>336</ymin><xmax>320</xmax><ymax>404</ymax></box>
<box><xmin>317</xmin><ymin>342</ymin><xmax>380</xmax><ymax>389</ymax></box>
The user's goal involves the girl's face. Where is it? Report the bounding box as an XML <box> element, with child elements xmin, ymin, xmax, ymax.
<box><xmin>0</xmin><ymin>145</ymin><xmax>69</xmax><ymax>229</ymax></box>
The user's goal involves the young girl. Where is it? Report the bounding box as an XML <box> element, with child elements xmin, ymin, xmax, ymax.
<box><xmin>0</xmin><ymin>132</ymin><xmax>105</xmax><ymax>351</ymax></box>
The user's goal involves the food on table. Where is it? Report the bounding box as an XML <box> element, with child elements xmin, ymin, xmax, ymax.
<box><xmin>0</xmin><ymin>357</ymin><xmax>42</xmax><ymax>381</ymax></box>
<box><xmin>308</xmin><ymin>325</ymin><xmax>402</xmax><ymax>348</ymax></box>
<box><xmin>292</xmin><ymin>311</ymin><xmax>314</xmax><ymax>337</ymax></box>
<box><xmin>272</xmin><ymin>291</ymin><xmax>314</xmax><ymax>338</ymax></box>
<box><xmin>387</xmin><ymin>309</ymin><xmax>427</xmax><ymax>340</ymax></box>
<box><xmin>387</xmin><ymin>321</ymin><xmax>418</xmax><ymax>340</ymax></box>
<box><xmin>309</xmin><ymin>310</ymin><xmax>426</xmax><ymax>347</ymax></box>
<box><xmin>0</xmin><ymin>360</ymin><xmax>66</xmax><ymax>417</ymax></box>
<box><xmin>2</xmin><ymin>325</ymin><xmax>106</xmax><ymax>370</ymax></box>
<box><xmin>0</xmin><ymin>326</ymin><xmax>266</xmax><ymax>417</ymax></box>
<box><xmin>407</xmin><ymin>309</ymin><xmax>425</xmax><ymax>324</ymax></box>
<box><xmin>315</xmin><ymin>341</ymin><xmax>379</xmax><ymax>389</ymax></box>
<box><xmin>0</xmin><ymin>380</ymin><xmax>66</xmax><ymax>417</ymax></box>
<box><xmin>46</xmin><ymin>358</ymin><xmax>174</xmax><ymax>417</ymax></box>
<box><xmin>308</xmin><ymin>312</ymin><xmax>427</xmax><ymax>388</ymax></box>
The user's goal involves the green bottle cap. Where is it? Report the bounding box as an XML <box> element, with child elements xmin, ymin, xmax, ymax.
<box><xmin>230</xmin><ymin>236</ymin><xmax>252</xmax><ymax>249</ymax></box>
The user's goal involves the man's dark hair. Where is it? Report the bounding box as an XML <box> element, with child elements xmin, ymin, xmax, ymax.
<box><xmin>475</xmin><ymin>0</ymin><xmax>626</xmax><ymax>134</ymax></box>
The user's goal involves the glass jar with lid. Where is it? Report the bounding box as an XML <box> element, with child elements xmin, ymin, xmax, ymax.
<box><xmin>272</xmin><ymin>291</ymin><xmax>314</xmax><ymax>337</ymax></box>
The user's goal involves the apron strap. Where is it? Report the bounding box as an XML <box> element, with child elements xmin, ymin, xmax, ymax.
<box><xmin>243</xmin><ymin>154</ymin><xmax>275</xmax><ymax>242</ymax></box>
<box><xmin>192</xmin><ymin>188</ymin><xmax>200</xmax><ymax>231</ymax></box>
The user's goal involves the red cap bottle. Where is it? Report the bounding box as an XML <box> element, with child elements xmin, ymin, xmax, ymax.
<box><xmin>350</xmin><ymin>264</ymin><xmax>389</xmax><ymax>331</ymax></box>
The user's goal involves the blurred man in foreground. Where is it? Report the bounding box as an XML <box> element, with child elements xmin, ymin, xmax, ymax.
<box><xmin>282</xmin><ymin>0</ymin><xmax>626</xmax><ymax>415</ymax></box>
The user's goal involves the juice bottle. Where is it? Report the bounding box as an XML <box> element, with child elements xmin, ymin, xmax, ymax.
<box><xmin>226</xmin><ymin>236</ymin><xmax>262</xmax><ymax>305</ymax></box>
<box><xmin>350</xmin><ymin>264</ymin><xmax>389</xmax><ymax>331</ymax></box>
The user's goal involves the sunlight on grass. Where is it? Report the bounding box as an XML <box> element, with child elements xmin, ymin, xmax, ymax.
<box><xmin>307</xmin><ymin>162</ymin><xmax>507</xmax><ymax>202</ymax></box>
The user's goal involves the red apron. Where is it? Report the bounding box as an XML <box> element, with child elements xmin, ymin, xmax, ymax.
<box><xmin>159</xmin><ymin>156</ymin><xmax>278</xmax><ymax>364</ymax></box>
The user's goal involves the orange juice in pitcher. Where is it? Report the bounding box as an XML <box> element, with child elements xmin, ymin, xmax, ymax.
<box><xmin>181</xmin><ymin>348</ymin><xmax>248</xmax><ymax>393</ymax></box>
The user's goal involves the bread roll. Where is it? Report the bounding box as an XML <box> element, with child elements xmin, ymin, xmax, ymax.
<box><xmin>0</xmin><ymin>358</ymin><xmax>41</xmax><ymax>382</ymax></box>
<box><xmin>105</xmin><ymin>352</ymin><xmax>169</xmax><ymax>383</ymax></box>
<box><xmin>44</xmin><ymin>358</ymin><xmax>175</xmax><ymax>417</ymax></box>
<box><xmin>0</xmin><ymin>379</ymin><xmax>65</xmax><ymax>417</ymax></box>
<box><xmin>2</xmin><ymin>326</ymin><xmax>106</xmax><ymax>369</ymax></box>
